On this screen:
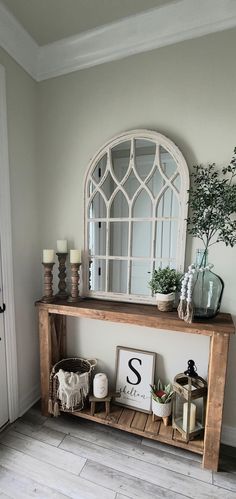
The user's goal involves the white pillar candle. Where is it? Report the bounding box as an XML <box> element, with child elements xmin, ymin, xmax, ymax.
<box><xmin>93</xmin><ymin>373</ymin><xmax>108</xmax><ymax>398</ymax></box>
<box><xmin>57</xmin><ymin>240</ymin><xmax>68</xmax><ymax>253</ymax></box>
<box><xmin>183</xmin><ymin>402</ymin><xmax>196</xmax><ymax>432</ymax></box>
<box><xmin>43</xmin><ymin>249</ymin><xmax>55</xmax><ymax>263</ymax></box>
<box><xmin>70</xmin><ymin>249</ymin><xmax>81</xmax><ymax>263</ymax></box>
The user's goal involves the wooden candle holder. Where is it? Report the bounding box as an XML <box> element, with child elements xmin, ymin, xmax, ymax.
<box><xmin>41</xmin><ymin>262</ymin><xmax>55</xmax><ymax>303</ymax></box>
<box><xmin>55</xmin><ymin>252</ymin><xmax>68</xmax><ymax>300</ymax></box>
<box><xmin>68</xmin><ymin>263</ymin><xmax>81</xmax><ymax>302</ymax></box>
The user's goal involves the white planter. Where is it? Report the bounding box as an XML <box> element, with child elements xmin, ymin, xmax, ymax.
<box><xmin>155</xmin><ymin>292</ymin><xmax>175</xmax><ymax>312</ymax></box>
<box><xmin>93</xmin><ymin>373</ymin><xmax>108</xmax><ymax>398</ymax></box>
<box><xmin>152</xmin><ymin>398</ymin><xmax>172</xmax><ymax>418</ymax></box>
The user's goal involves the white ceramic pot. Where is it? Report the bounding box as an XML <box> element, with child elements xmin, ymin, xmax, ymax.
<box><xmin>155</xmin><ymin>292</ymin><xmax>175</xmax><ymax>312</ymax></box>
<box><xmin>93</xmin><ymin>373</ymin><xmax>108</xmax><ymax>398</ymax></box>
<box><xmin>152</xmin><ymin>398</ymin><xmax>172</xmax><ymax>418</ymax></box>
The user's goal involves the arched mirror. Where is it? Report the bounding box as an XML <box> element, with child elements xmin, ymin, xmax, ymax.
<box><xmin>84</xmin><ymin>130</ymin><xmax>189</xmax><ymax>303</ymax></box>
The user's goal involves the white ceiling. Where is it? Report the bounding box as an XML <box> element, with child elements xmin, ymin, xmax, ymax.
<box><xmin>0</xmin><ymin>0</ymin><xmax>235</xmax><ymax>81</ymax></box>
<box><xmin>0</xmin><ymin>0</ymin><xmax>175</xmax><ymax>45</ymax></box>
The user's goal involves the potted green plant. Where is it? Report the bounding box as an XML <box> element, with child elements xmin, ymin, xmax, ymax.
<box><xmin>150</xmin><ymin>379</ymin><xmax>174</xmax><ymax>420</ymax></box>
<box><xmin>187</xmin><ymin>151</ymin><xmax>236</xmax><ymax>255</ymax></box>
<box><xmin>184</xmin><ymin>149</ymin><xmax>236</xmax><ymax>319</ymax></box>
<box><xmin>149</xmin><ymin>267</ymin><xmax>182</xmax><ymax>311</ymax></box>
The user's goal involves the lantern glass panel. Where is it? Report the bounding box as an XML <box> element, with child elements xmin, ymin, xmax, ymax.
<box><xmin>173</xmin><ymin>394</ymin><xmax>185</xmax><ymax>431</ymax></box>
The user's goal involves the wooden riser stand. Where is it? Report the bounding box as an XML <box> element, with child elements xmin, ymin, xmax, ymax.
<box><xmin>36</xmin><ymin>298</ymin><xmax>235</xmax><ymax>472</ymax></box>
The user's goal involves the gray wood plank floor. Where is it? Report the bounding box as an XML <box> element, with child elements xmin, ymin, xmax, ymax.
<box><xmin>0</xmin><ymin>404</ymin><xmax>236</xmax><ymax>499</ymax></box>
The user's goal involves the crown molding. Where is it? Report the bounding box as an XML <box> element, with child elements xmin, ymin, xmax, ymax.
<box><xmin>0</xmin><ymin>2</ymin><xmax>38</xmax><ymax>79</ymax></box>
<box><xmin>37</xmin><ymin>0</ymin><xmax>236</xmax><ymax>81</ymax></box>
<box><xmin>0</xmin><ymin>0</ymin><xmax>236</xmax><ymax>81</ymax></box>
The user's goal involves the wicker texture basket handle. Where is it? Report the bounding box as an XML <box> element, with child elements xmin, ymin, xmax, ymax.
<box><xmin>87</xmin><ymin>359</ymin><xmax>97</xmax><ymax>371</ymax></box>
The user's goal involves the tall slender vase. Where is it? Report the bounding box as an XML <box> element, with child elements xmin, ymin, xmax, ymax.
<box><xmin>192</xmin><ymin>249</ymin><xmax>224</xmax><ymax>320</ymax></box>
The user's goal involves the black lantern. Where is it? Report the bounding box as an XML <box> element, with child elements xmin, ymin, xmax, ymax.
<box><xmin>172</xmin><ymin>360</ymin><xmax>207</xmax><ymax>442</ymax></box>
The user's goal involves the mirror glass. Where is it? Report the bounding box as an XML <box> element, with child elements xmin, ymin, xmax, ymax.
<box><xmin>89</xmin><ymin>191</ymin><xmax>107</xmax><ymax>219</ymax></box>
<box><xmin>123</xmin><ymin>171</ymin><xmax>140</xmax><ymax>199</ymax></box>
<box><xmin>131</xmin><ymin>222</ymin><xmax>152</xmax><ymax>258</ymax></box>
<box><xmin>110</xmin><ymin>222</ymin><xmax>129</xmax><ymax>257</ymax></box>
<box><xmin>130</xmin><ymin>261</ymin><xmax>151</xmax><ymax>295</ymax></box>
<box><xmin>110</xmin><ymin>191</ymin><xmax>129</xmax><ymax>218</ymax></box>
<box><xmin>86</xmin><ymin>132</ymin><xmax>188</xmax><ymax>301</ymax></box>
<box><xmin>89</xmin><ymin>259</ymin><xmax>106</xmax><ymax>292</ymax></box>
<box><xmin>135</xmin><ymin>139</ymin><xmax>156</xmax><ymax>179</ymax></box>
<box><xmin>160</xmin><ymin>146</ymin><xmax>177</xmax><ymax>178</ymax></box>
<box><xmin>133</xmin><ymin>189</ymin><xmax>152</xmax><ymax>218</ymax></box>
<box><xmin>108</xmin><ymin>261</ymin><xmax>128</xmax><ymax>294</ymax></box>
<box><xmin>112</xmin><ymin>141</ymin><xmax>131</xmax><ymax>182</ymax></box>
<box><xmin>88</xmin><ymin>221</ymin><xmax>106</xmax><ymax>256</ymax></box>
<box><xmin>92</xmin><ymin>154</ymin><xmax>107</xmax><ymax>183</ymax></box>
<box><xmin>100</xmin><ymin>172</ymin><xmax>117</xmax><ymax>200</ymax></box>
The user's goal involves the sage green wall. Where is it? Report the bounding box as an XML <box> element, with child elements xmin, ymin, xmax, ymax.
<box><xmin>37</xmin><ymin>28</ymin><xmax>236</xmax><ymax>429</ymax></box>
<box><xmin>0</xmin><ymin>48</ymin><xmax>41</xmax><ymax>414</ymax></box>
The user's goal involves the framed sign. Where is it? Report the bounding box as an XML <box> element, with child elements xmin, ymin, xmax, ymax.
<box><xmin>115</xmin><ymin>346</ymin><xmax>156</xmax><ymax>413</ymax></box>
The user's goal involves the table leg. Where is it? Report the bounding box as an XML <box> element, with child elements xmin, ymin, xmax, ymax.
<box><xmin>59</xmin><ymin>315</ymin><xmax>67</xmax><ymax>359</ymax></box>
<box><xmin>91</xmin><ymin>401</ymin><xmax>95</xmax><ymax>416</ymax></box>
<box><xmin>203</xmin><ymin>332</ymin><xmax>230</xmax><ymax>471</ymax></box>
<box><xmin>51</xmin><ymin>314</ymin><xmax>67</xmax><ymax>364</ymax></box>
<box><xmin>105</xmin><ymin>401</ymin><xmax>110</xmax><ymax>417</ymax></box>
<box><xmin>39</xmin><ymin>309</ymin><xmax>52</xmax><ymax>416</ymax></box>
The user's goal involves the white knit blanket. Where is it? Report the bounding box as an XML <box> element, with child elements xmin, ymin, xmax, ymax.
<box><xmin>55</xmin><ymin>369</ymin><xmax>89</xmax><ymax>411</ymax></box>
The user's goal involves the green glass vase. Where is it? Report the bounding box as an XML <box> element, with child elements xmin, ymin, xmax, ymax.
<box><xmin>192</xmin><ymin>249</ymin><xmax>224</xmax><ymax>320</ymax></box>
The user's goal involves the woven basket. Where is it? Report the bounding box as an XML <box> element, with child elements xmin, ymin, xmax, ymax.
<box><xmin>157</xmin><ymin>300</ymin><xmax>174</xmax><ymax>312</ymax></box>
<box><xmin>156</xmin><ymin>292</ymin><xmax>175</xmax><ymax>312</ymax></box>
<box><xmin>48</xmin><ymin>357</ymin><xmax>97</xmax><ymax>416</ymax></box>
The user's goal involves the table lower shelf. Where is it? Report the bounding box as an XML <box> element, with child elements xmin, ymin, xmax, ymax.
<box><xmin>63</xmin><ymin>403</ymin><xmax>204</xmax><ymax>455</ymax></box>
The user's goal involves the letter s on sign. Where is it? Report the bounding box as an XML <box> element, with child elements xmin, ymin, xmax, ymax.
<box><xmin>126</xmin><ymin>358</ymin><xmax>142</xmax><ymax>385</ymax></box>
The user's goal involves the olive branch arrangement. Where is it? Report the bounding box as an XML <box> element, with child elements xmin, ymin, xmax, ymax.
<box><xmin>178</xmin><ymin>147</ymin><xmax>236</xmax><ymax>323</ymax></box>
<box><xmin>186</xmin><ymin>147</ymin><xmax>236</xmax><ymax>252</ymax></box>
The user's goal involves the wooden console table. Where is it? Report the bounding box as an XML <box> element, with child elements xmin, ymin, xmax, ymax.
<box><xmin>36</xmin><ymin>298</ymin><xmax>235</xmax><ymax>471</ymax></box>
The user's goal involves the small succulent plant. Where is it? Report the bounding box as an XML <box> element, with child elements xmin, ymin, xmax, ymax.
<box><xmin>150</xmin><ymin>379</ymin><xmax>174</xmax><ymax>404</ymax></box>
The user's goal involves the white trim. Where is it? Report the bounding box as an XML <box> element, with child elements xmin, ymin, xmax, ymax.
<box><xmin>0</xmin><ymin>65</ymin><xmax>19</xmax><ymax>422</ymax></box>
<box><xmin>37</xmin><ymin>0</ymin><xmax>236</xmax><ymax>81</ymax></box>
<box><xmin>221</xmin><ymin>424</ymin><xmax>236</xmax><ymax>448</ymax></box>
<box><xmin>0</xmin><ymin>2</ymin><xmax>38</xmax><ymax>80</ymax></box>
<box><xmin>1</xmin><ymin>0</ymin><xmax>236</xmax><ymax>81</ymax></box>
<box><xmin>19</xmin><ymin>383</ymin><xmax>40</xmax><ymax>417</ymax></box>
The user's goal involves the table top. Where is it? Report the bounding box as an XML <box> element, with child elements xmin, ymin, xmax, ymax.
<box><xmin>36</xmin><ymin>298</ymin><xmax>235</xmax><ymax>336</ymax></box>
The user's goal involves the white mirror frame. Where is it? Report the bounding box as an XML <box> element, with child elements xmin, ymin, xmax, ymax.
<box><xmin>83</xmin><ymin>129</ymin><xmax>189</xmax><ymax>304</ymax></box>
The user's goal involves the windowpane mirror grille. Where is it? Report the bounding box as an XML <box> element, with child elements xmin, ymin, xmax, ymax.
<box><xmin>85</xmin><ymin>130</ymin><xmax>189</xmax><ymax>303</ymax></box>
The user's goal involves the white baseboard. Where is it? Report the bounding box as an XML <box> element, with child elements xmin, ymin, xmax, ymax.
<box><xmin>221</xmin><ymin>424</ymin><xmax>236</xmax><ymax>447</ymax></box>
<box><xmin>18</xmin><ymin>383</ymin><xmax>40</xmax><ymax>418</ymax></box>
